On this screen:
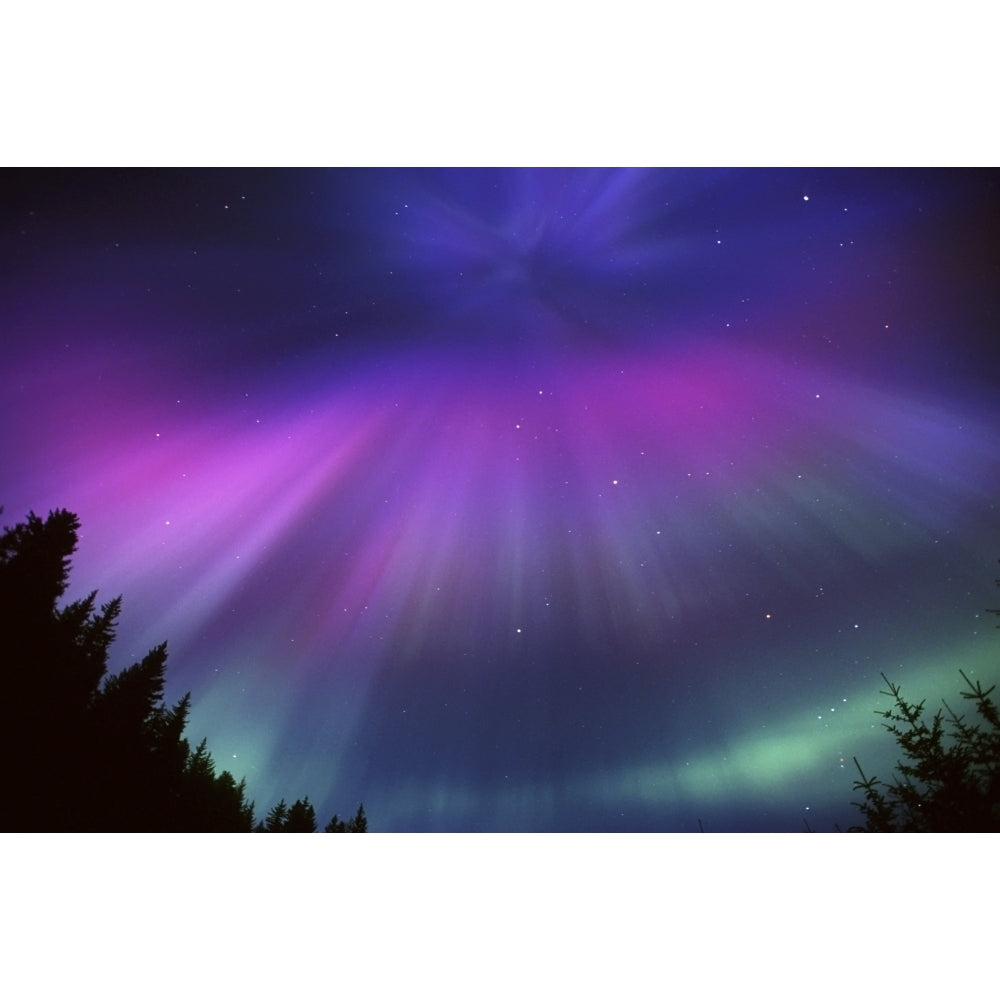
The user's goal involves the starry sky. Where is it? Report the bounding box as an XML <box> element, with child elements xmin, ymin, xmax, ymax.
<box><xmin>3</xmin><ymin>167</ymin><xmax>999</xmax><ymax>832</ymax></box>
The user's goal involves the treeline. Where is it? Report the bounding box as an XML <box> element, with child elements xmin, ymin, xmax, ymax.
<box><xmin>0</xmin><ymin>508</ymin><xmax>366</xmax><ymax>832</ymax></box>
<box><xmin>5</xmin><ymin>506</ymin><xmax>997</xmax><ymax>832</ymax></box>
<box><xmin>257</xmin><ymin>798</ymin><xmax>367</xmax><ymax>832</ymax></box>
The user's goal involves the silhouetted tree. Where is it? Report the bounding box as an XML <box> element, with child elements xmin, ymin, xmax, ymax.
<box><xmin>850</xmin><ymin>670</ymin><xmax>1000</xmax><ymax>831</ymax></box>
<box><xmin>179</xmin><ymin>737</ymin><xmax>255</xmax><ymax>832</ymax></box>
<box><xmin>325</xmin><ymin>803</ymin><xmax>367</xmax><ymax>832</ymax></box>
<box><xmin>254</xmin><ymin>798</ymin><xmax>288</xmax><ymax>831</ymax></box>
<box><xmin>849</xmin><ymin>567</ymin><xmax>1000</xmax><ymax>832</ymax></box>
<box><xmin>1</xmin><ymin>509</ymin><xmax>102</xmax><ymax>825</ymax></box>
<box><xmin>257</xmin><ymin>796</ymin><xmax>368</xmax><ymax>832</ymax></box>
<box><xmin>284</xmin><ymin>797</ymin><xmax>318</xmax><ymax>832</ymax></box>
<box><xmin>0</xmin><ymin>506</ymin><xmax>368</xmax><ymax>832</ymax></box>
<box><xmin>348</xmin><ymin>802</ymin><xmax>367</xmax><ymax>832</ymax></box>
<box><xmin>0</xmin><ymin>508</ymin><xmax>256</xmax><ymax>830</ymax></box>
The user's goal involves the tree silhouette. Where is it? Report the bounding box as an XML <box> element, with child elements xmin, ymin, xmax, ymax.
<box><xmin>260</xmin><ymin>799</ymin><xmax>290</xmax><ymax>832</ymax></box>
<box><xmin>284</xmin><ymin>797</ymin><xmax>318</xmax><ymax>832</ymax></box>
<box><xmin>255</xmin><ymin>797</ymin><xmax>319</xmax><ymax>832</ymax></box>
<box><xmin>0</xmin><ymin>508</ymin><xmax>260</xmax><ymax>830</ymax></box>
<box><xmin>325</xmin><ymin>803</ymin><xmax>367</xmax><ymax>832</ymax></box>
<box><xmin>849</xmin><ymin>571</ymin><xmax>1000</xmax><ymax>832</ymax></box>
<box><xmin>256</xmin><ymin>797</ymin><xmax>370</xmax><ymax>832</ymax></box>
<box><xmin>850</xmin><ymin>670</ymin><xmax>1000</xmax><ymax>831</ymax></box>
<box><xmin>0</xmin><ymin>507</ymin><xmax>365</xmax><ymax>832</ymax></box>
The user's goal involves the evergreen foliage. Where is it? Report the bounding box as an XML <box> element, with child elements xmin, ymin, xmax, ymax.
<box><xmin>256</xmin><ymin>798</ymin><xmax>369</xmax><ymax>832</ymax></box>
<box><xmin>0</xmin><ymin>508</ymin><xmax>366</xmax><ymax>832</ymax></box>
<box><xmin>262</xmin><ymin>799</ymin><xmax>290</xmax><ymax>832</ymax></box>
<box><xmin>850</xmin><ymin>669</ymin><xmax>1000</xmax><ymax>831</ymax></box>
<box><xmin>325</xmin><ymin>803</ymin><xmax>367</xmax><ymax>832</ymax></box>
<box><xmin>849</xmin><ymin>570</ymin><xmax>1000</xmax><ymax>832</ymax></box>
<box><xmin>284</xmin><ymin>797</ymin><xmax>318</xmax><ymax>832</ymax></box>
<box><xmin>254</xmin><ymin>797</ymin><xmax>321</xmax><ymax>832</ymax></box>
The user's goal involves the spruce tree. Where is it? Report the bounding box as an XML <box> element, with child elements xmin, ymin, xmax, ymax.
<box><xmin>284</xmin><ymin>797</ymin><xmax>318</xmax><ymax>832</ymax></box>
<box><xmin>851</xmin><ymin>670</ymin><xmax>1000</xmax><ymax>831</ymax></box>
<box><xmin>0</xmin><ymin>507</ymin><xmax>364</xmax><ymax>832</ymax></box>
<box><xmin>0</xmin><ymin>508</ymin><xmax>256</xmax><ymax>830</ymax></box>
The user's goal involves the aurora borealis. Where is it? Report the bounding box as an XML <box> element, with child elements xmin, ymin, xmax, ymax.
<box><xmin>3</xmin><ymin>167</ymin><xmax>999</xmax><ymax>831</ymax></box>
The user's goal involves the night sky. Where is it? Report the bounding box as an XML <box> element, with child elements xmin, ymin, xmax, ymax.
<box><xmin>3</xmin><ymin>167</ymin><xmax>999</xmax><ymax>831</ymax></box>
